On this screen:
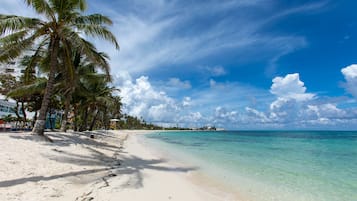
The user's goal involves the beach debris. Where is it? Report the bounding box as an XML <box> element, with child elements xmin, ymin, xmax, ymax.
<box><xmin>108</xmin><ymin>173</ymin><xmax>117</xmax><ymax>177</ymax></box>
<box><xmin>52</xmin><ymin>148</ymin><xmax>63</xmax><ymax>153</ymax></box>
<box><xmin>75</xmin><ymin>191</ymin><xmax>94</xmax><ymax>201</ymax></box>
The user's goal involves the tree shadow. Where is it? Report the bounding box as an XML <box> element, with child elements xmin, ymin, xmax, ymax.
<box><xmin>9</xmin><ymin>131</ymin><xmax>122</xmax><ymax>153</ymax></box>
<box><xmin>113</xmin><ymin>155</ymin><xmax>198</xmax><ymax>189</ymax></box>
<box><xmin>5</xmin><ymin>131</ymin><xmax>197</xmax><ymax>190</ymax></box>
<box><xmin>0</xmin><ymin>168</ymin><xmax>108</xmax><ymax>188</ymax></box>
<box><xmin>43</xmin><ymin>145</ymin><xmax>197</xmax><ymax>189</ymax></box>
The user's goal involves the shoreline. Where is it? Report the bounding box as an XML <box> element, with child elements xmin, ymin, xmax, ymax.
<box><xmin>0</xmin><ymin>130</ymin><xmax>237</xmax><ymax>201</ymax></box>
<box><xmin>136</xmin><ymin>131</ymin><xmax>244</xmax><ymax>200</ymax></box>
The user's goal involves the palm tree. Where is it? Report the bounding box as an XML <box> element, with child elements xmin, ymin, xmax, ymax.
<box><xmin>58</xmin><ymin>50</ymin><xmax>110</xmax><ymax>132</ymax></box>
<box><xmin>71</xmin><ymin>69</ymin><xmax>114</xmax><ymax>131</ymax></box>
<box><xmin>0</xmin><ymin>0</ymin><xmax>119</xmax><ymax>139</ymax></box>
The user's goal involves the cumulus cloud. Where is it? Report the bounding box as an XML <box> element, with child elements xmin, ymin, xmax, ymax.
<box><xmin>270</xmin><ymin>73</ymin><xmax>315</xmax><ymax>101</ymax></box>
<box><xmin>263</xmin><ymin>72</ymin><xmax>357</xmax><ymax>128</ymax></box>
<box><xmin>245</xmin><ymin>107</ymin><xmax>269</xmax><ymax>123</ymax></box>
<box><xmin>341</xmin><ymin>64</ymin><xmax>357</xmax><ymax>98</ymax></box>
<box><xmin>214</xmin><ymin>107</ymin><xmax>238</xmax><ymax>121</ymax></box>
<box><xmin>112</xmin><ymin>70</ymin><xmax>357</xmax><ymax>129</ymax></box>
<box><xmin>245</xmin><ymin>73</ymin><xmax>346</xmax><ymax>127</ymax></box>
<box><xmin>117</xmin><ymin>74</ymin><xmax>179</xmax><ymax>122</ymax></box>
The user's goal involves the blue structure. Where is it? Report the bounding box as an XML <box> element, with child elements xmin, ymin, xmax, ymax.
<box><xmin>45</xmin><ymin>113</ymin><xmax>57</xmax><ymax>129</ymax></box>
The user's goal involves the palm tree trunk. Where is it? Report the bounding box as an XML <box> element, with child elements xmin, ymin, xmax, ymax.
<box><xmin>73</xmin><ymin>104</ymin><xmax>78</xmax><ymax>131</ymax></box>
<box><xmin>32</xmin><ymin>37</ymin><xmax>59</xmax><ymax>141</ymax></box>
<box><xmin>32</xmin><ymin>111</ymin><xmax>38</xmax><ymax>128</ymax></box>
<box><xmin>89</xmin><ymin>109</ymin><xmax>99</xmax><ymax>131</ymax></box>
<box><xmin>21</xmin><ymin>101</ymin><xmax>27</xmax><ymax>122</ymax></box>
<box><xmin>60</xmin><ymin>94</ymin><xmax>71</xmax><ymax>132</ymax></box>
<box><xmin>79</xmin><ymin>107</ymin><xmax>89</xmax><ymax>132</ymax></box>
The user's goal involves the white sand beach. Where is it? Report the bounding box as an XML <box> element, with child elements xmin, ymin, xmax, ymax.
<box><xmin>0</xmin><ymin>130</ymin><xmax>234</xmax><ymax>201</ymax></box>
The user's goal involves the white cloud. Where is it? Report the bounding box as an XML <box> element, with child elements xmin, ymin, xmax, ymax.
<box><xmin>167</xmin><ymin>78</ymin><xmax>191</xmax><ymax>89</ymax></box>
<box><xmin>214</xmin><ymin>107</ymin><xmax>238</xmax><ymax>121</ymax></box>
<box><xmin>112</xmin><ymin>70</ymin><xmax>357</xmax><ymax>129</ymax></box>
<box><xmin>117</xmin><ymin>74</ymin><xmax>179</xmax><ymax>122</ymax></box>
<box><xmin>341</xmin><ymin>64</ymin><xmax>357</xmax><ymax>98</ymax></box>
<box><xmin>209</xmin><ymin>79</ymin><xmax>217</xmax><ymax>88</ymax></box>
<box><xmin>245</xmin><ymin>107</ymin><xmax>270</xmax><ymax>123</ymax></box>
<box><xmin>178</xmin><ymin>112</ymin><xmax>203</xmax><ymax>123</ymax></box>
<box><xmin>305</xmin><ymin>103</ymin><xmax>346</xmax><ymax>119</ymax></box>
<box><xmin>84</xmin><ymin>0</ymin><xmax>316</xmax><ymax>76</ymax></box>
<box><xmin>270</xmin><ymin>73</ymin><xmax>315</xmax><ymax>101</ymax></box>
<box><xmin>206</xmin><ymin>66</ymin><xmax>227</xmax><ymax>77</ymax></box>
<box><xmin>182</xmin><ymin>97</ymin><xmax>191</xmax><ymax>107</ymax></box>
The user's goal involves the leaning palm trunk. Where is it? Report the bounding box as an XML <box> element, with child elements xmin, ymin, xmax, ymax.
<box><xmin>32</xmin><ymin>38</ymin><xmax>59</xmax><ymax>140</ymax></box>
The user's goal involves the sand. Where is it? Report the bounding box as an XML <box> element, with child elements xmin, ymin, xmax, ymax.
<box><xmin>0</xmin><ymin>130</ymin><xmax>230</xmax><ymax>201</ymax></box>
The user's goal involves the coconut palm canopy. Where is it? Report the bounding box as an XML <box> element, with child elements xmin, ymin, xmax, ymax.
<box><xmin>0</xmin><ymin>0</ymin><xmax>119</xmax><ymax>138</ymax></box>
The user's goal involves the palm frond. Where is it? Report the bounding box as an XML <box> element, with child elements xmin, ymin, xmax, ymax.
<box><xmin>0</xmin><ymin>25</ymin><xmax>49</xmax><ymax>63</ymax></box>
<box><xmin>75</xmin><ymin>24</ymin><xmax>119</xmax><ymax>49</ymax></box>
<box><xmin>0</xmin><ymin>30</ymin><xmax>28</xmax><ymax>44</ymax></box>
<box><xmin>7</xmin><ymin>78</ymin><xmax>47</xmax><ymax>98</ymax></box>
<box><xmin>0</xmin><ymin>14</ymin><xmax>42</xmax><ymax>35</ymax></box>
<box><xmin>0</xmin><ymin>36</ymin><xmax>35</xmax><ymax>62</ymax></box>
<box><xmin>25</xmin><ymin>38</ymin><xmax>49</xmax><ymax>72</ymax></box>
<box><xmin>24</xmin><ymin>0</ymin><xmax>55</xmax><ymax>21</ymax></box>
<box><xmin>75</xmin><ymin>14</ymin><xmax>113</xmax><ymax>26</ymax></box>
<box><xmin>60</xmin><ymin>29</ymin><xmax>111</xmax><ymax>79</ymax></box>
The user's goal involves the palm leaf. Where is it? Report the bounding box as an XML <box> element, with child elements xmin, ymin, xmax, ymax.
<box><xmin>0</xmin><ymin>14</ymin><xmax>42</xmax><ymax>35</ymax></box>
<box><xmin>74</xmin><ymin>14</ymin><xmax>113</xmax><ymax>26</ymax></box>
<box><xmin>75</xmin><ymin>24</ymin><xmax>119</xmax><ymax>49</ymax></box>
<box><xmin>7</xmin><ymin>78</ymin><xmax>47</xmax><ymax>98</ymax></box>
<box><xmin>24</xmin><ymin>0</ymin><xmax>55</xmax><ymax>21</ymax></box>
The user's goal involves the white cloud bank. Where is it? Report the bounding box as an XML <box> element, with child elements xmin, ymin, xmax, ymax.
<box><xmin>115</xmin><ymin>71</ymin><xmax>357</xmax><ymax>129</ymax></box>
<box><xmin>243</xmin><ymin>72</ymin><xmax>357</xmax><ymax>129</ymax></box>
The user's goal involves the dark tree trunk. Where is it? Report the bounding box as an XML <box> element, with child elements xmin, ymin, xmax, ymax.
<box><xmin>89</xmin><ymin>109</ymin><xmax>99</xmax><ymax>131</ymax></box>
<box><xmin>21</xmin><ymin>101</ymin><xmax>27</xmax><ymax>122</ymax></box>
<box><xmin>60</xmin><ymin>94</ymin><xmax>71</xmax><ymax>132</ymax></box>
<box><xmin>14</xmin><ymin>101</ymin><xmax>21</xmax><ymax>122</ymax></box>
<box><xmin>73</xmin><ymin>104</ymin><xmax>78</xmax><ymax>131</ymax></box>
<box><xmin>32</xmin><ymin>111</ymin><xmax>38</xmax><ymax>127</ymax></box>
<box><xmin>32</xmin><ymin>37</ymin><xmax>59</xmax><ymax>142</ymax></box>
<box><xmin>79</xmin><ymin>107</ymin><xmax>88</xmax><ymax>132</ymax></box>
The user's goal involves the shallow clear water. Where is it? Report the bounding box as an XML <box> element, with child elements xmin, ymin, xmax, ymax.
<box><xmin>143</xmin><ymin>131</ymin><xmax>357</xmax><ymax>201</ymax></box>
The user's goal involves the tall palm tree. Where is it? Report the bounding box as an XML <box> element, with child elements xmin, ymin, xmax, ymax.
<box><xmin>0</xmin><ymin>0</ymin><xmax>119</xmax><ymax>139</ymax></box>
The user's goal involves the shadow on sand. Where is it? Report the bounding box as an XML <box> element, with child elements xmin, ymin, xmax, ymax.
<box><xmin>2</xmin><ymin>131</ymin><xmax>197</xmax><ymax>189</ymax></box>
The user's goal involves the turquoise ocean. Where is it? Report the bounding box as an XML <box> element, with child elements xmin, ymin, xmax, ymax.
<box><xmin>141</xmin><ymin>131</ymin><xmax>357</xmax><ymax>201</ymax></box>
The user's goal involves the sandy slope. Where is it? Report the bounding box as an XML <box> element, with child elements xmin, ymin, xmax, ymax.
<box><xmin>0</xmin><ymin>130</ymin><xmax>227</xmax><ymax>201</ymax></box>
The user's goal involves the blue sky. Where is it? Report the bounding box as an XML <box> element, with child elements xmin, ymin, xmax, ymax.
<box><xmin>2</xmin><ymin>0</ymin><xmax>357</xmax><ymax>129</ymax></box>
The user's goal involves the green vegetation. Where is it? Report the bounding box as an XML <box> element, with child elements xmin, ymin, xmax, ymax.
<box><xmin>0</xmin><ymin>0</ymin><xmax>119</xmax><ymax>140</ymax></box>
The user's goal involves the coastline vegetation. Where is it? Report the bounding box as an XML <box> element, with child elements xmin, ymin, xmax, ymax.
<box><xmin>0</xmin><ymin>0</ymin><xmax>120</xmax><ymax>140</ymax></box>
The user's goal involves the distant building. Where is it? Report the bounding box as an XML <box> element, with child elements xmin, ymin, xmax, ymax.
<box><xmin>0</xmin><ymin>59</ymin><xmax>23</xmax><ymax>78</ymax></box>
<box><xmin>0</xmin><ymin>99</ymin><xmax>17</xmax><ymax>117</ymax></box>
